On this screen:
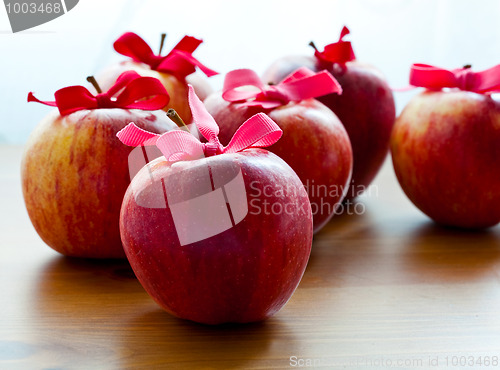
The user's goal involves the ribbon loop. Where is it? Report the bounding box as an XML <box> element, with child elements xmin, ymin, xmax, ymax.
<box><xmin>116</xmin><ymin>84</ymin><xmax>283</xmax><ymax>163</ymax></box>
<box><xmin>113</xmin><ymin>32</ymin><xmax>218</xmax><ymax>79</ymax></box>
<box><xmin>28</xmin><ymin>71</ymin><xmax>170</xmax><ymax>116</ymax></box>
<box><xmin>222</xmin><ymin>67</ymin><xmax>342</xmax><ymax>109</ymax></box>
<box><xmin>408</xmin><ymin>63</ymin><xmax>500</xmax><ymax>93</ymax></box>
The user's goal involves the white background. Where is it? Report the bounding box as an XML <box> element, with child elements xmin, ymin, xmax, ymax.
<box><xmin>0</xmin><ymin>0</ymin><xmax>499</xmax><ymax>143</ymax></box>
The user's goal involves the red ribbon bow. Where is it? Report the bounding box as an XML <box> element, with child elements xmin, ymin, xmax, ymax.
<box><xmin>117</xmin><ymin>85</ymin><xmax>283</xmax><ymax>162</ymax></box>
<box><xmin>313</xmin><ymin>26</ymin><xmax>356</xmax><ymax>65</ymax></box>
<box><xmin>409</xmin><ymin>63</ymin><xmax>500</xmax><ymax>93</ymax></box>
<box><xmin>113</xmin><ymin>32</ymin><xmax>218</xmax><ymax>79</ymax></box>
<box><xmin>28</xmin><ymin>71</ymin><xmax>170</xmax><ymax>116</ymax></box>
<box><xmin>222</xmin><ymin>67</ymin><xmax>342</xmax><ymax>109</ymax></box>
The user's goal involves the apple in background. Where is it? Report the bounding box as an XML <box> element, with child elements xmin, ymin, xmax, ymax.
<box><xmin>262</xmin><ymin>27</ymin><xmax>396</xmax><ymax>200</ymax></box>
<box><xmin>97</xmin><ymin>33</ymin><xmax>216</xmax><ymax>123</ymax></box>
<box><xmin>22</xmin><ymin>83</ymin><xmax>176</xmax><ymax>258</ymax></box>
<box><xmin>391</xmin><ymin>90</ymin><xmax>500</xmax><ymax>229</ymax></box>
<box><xmin>204</xmin><ymin>94</ymin><xmax>352</xmax><ymax>234</ymax></box>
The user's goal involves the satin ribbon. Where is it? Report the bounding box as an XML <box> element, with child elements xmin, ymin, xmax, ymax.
<box><xmin>113</xmin><ymin>32</ymin><xmax>218</xmax><ymax>79</ymax></box>
<box><xmin>222</xmin><ymin>67</ymin><xmax>342</xmax><ymax>109</ymax></box>
<box><xmin>117</xmin><ymin>85</ymin><xmax>283</xmax><ymax>162</ymax></box>
<box><xmin>313</xmin><ymin>26</ymin><xmax>356</xmax><ymax>65</ymax></box>
<box><xmin>28</xmin><ymin>71</ymin><xmax>170</xmax><ymax>116</ymax></box>
<box><xmin>408</xmin><ymin>63</ymin><xmax>500</xmax><ymax>93</ymax></box>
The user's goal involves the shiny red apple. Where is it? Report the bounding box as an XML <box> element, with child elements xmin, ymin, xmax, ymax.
<box><xmin>22</xmin><ymin>72</ymin><xmax>175</xmax><ymax>258</ymax></box>
<box><xmin>391</xmin><ymin>89</ymin><xmax>500</xmax><ymax>229</ymax></box>
<box><xmin>118</xmin><ymin>86</ymin><xmax>313</xmax><ymax>324</ymax></box>
<box><xmin>262</xmin><ymin>26</ymin><xmax>395</xmax><ymax>200</ymax></box>
<box><xmin>204</xmin><ymin>68</ymin><xmax>353</xmax><ymax>233</ymax></box>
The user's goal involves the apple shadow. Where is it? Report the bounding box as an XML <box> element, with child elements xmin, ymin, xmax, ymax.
<box><xmin>29</xmin><ymin>255</ymin><xmax>297</xmax><ymax>368</ymax></box>
<box><xmin>32</xmin><ymin>255</ymin><xmax>145</xmax><ymax>315</ymax></box>
<box><xmin>117</xmin><ymin>309</ymin><xmax>296</xmax><ymax>368</ymax></box>
<box><xmin>400</xmin><ymin>221</ymin><xmax>500</xmax><ymax>283</ymax></box>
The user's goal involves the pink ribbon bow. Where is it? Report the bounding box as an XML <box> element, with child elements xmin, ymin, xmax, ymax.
<box><xmin>113</xmin><ymin>32</ymin><xmax>218</xmax><ymax>79</ymax></box>
<box><xmin>313</xmin><ymin>26</ymin><xmax>356</xmax><ymax>65</ymax></box>
<box><xmin>117</xmin><ymin>85</ymin><xmax>283</xmax><ymax>162</ymax></box>
<box><xmin>222</xmin><ymin>67</ymin><xmax>342</xmax><ymax>109</ymax></box>
<box><xmin>28</xmin><ymin>71</ymin><xmax>170</xmax><ymax>116</ymax></box>
<box><xmin>409</xmin><ymin>63</ymin><xmax>500</xmax><ymax>93</ymax></box>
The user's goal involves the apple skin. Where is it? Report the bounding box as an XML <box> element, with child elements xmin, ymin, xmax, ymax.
<box><xmin>97</xmin><ymin>61</ymin><xmax>213</xmax><ymax>123</ymax></box>
<box><xmin>120</xmin><ymin>149</ymin><xmax>313</xmax><ymax>325</ymax></box>
<box><xmin>21</xmin><ymin>109</ymin><xmax>175</xmax><ymax>258</ymax></box>
<box><xmin>391</xmin><ymin>90</ymin><xmax>500</xmax><ymax>229</ymax></box>
<box><xmin>263</xmin><ymin>57</ymin><xmax>395</xmax><ymax>200</ymax></box>
<box><xmin>204</xmin><ymin>94</ymin><xmax>353</xmax><ymax>233</ymax></box>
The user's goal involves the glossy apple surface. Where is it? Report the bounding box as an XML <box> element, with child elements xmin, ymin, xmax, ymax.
<box><xmin>21</xmin><ymin>109</ymin><xmax>175</xmax><ymax>258</ymax></box>
<box><xmin>120</xmin><ymin>149</ymin><xmax>313</xmax><ymax>324</ymax></box>
<box><xmin>391</xmin><ymin>90</ymin><xmax>500</xmax><ymax>229</ymax></box>
<box><xmin>204</xmin><ymin>94</ymin><xmax>352</xmax><ymax>233</ymax></box>
<box><xmin>263</xmin><ymin>57</ymin><xmax>395</xmax><ymax>200</ymax></box>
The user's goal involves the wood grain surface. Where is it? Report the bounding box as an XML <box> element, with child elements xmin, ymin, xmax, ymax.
<box><xmin>1</xmin><ymin>145</ymin><xmax>499</xmax><ymax>370</ymax></box>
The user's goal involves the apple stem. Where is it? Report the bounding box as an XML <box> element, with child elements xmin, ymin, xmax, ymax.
<box><xmin>463</xmin><ymin>64</ymin><xmax>472</xmax><ymax>69</ymax></box>
<box><xmin>87</xmin><ymin>76</ymin><xmax>102</xmax><ymax>94</ymax></box>
<box><xmin>167</xmin><ymin>109</ymin><xmax>190</xmax><ymax>133</ymax></box>
<box><xmin>159</xmin><ymin>33</ymin><xmax>167</xmax><ymax>55</ymax></box>
<box><xmin>308</xmin><ymin>41</ymin><xmax>319</xmax><ymax>52</ymax></box>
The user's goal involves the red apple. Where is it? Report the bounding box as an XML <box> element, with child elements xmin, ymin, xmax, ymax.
<box><xmin>204</xmin><ymin>70</ymin><xmax>353</xmax><ymax>233</ymax></box>
<box><xmin>22</xmin><ymin>74</ymin><xmax>175</xmax><ymax>258</ymax></box>
<box><xmin>97</xmin><ymin>32</ymin><xmax>217</xmax><ymax>123</ymax></box>
<box><xmin>262</xmin><ymin>27</ymin><xmax>395</xmax><ymax>200</ymax></box>
<box><xmin>391</xmin><ymin>90</ymin><xmax>500</xmax><ymax>229</ymax></box>
<box><xmin>120</xmin><ymin>150</ymin><xmax>312</xmax><ymax>324</ymax></box>
<box><xmin>118</xmin><ymin>87</ymin><xmax>313</xmax><ymax>324</ymax></box>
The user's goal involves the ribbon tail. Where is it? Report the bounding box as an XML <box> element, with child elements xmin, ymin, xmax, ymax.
<box><xmin>117</xmin><ymin>122</ymin><xmax>160</xmax><ymax>146</ymax></box>
<box><xmin>188</xmin><ymin>84</ymin><xmax>220</xmax><ymax>141</ymax></box>
<box><xmin>172</xmin><ymin>35</ymin><xmax>203</xmax><ymax>53</ymax></box>
<box><xmin>158</xmin><ymin>51</ymin><xmax>218</xmax><ymax>78</ymax></box>
<box><xmin>223</xmin><ymin>113</ymin><xmax>282</xmax><ymax>154</ymax></box>
<box><xmin>339</xmin><ymin>26</ymin><xmax>351</xmax><ymax>41</ymax></box>
<box><xmin>27</xmin><ymin>92</ymin><xmax>58</xmax><ymax>107</ymax></box>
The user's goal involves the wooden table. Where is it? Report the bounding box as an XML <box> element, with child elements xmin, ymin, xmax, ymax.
<box><xmin>1</xmin><ymin>144</ymin><xmax>499</xmax><ymax>370</ymax></box>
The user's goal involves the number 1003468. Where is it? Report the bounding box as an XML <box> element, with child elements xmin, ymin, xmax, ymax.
<box><xmin>5</xmin><ymin>2</ymin><xmax>62</xmax><ymax>14</ymax></box>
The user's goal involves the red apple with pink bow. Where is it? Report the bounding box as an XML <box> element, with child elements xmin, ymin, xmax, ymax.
<box><xmin>204</xmin><ymin>67</ymin><xmax>353</xmax><ymax>233</ymax></box>
<box><xmin>117</xmin><ymin>85</ymin><xmax>313</xmax><ymax>324</ymax></box>
<box><xmin>262</xmin><ymin>26</ymin><xmax>396</xmax><ymax>200</ymax></box>
<box><xmin>97</xmin><ymin>32</ymin><xmax>218</xmax><ymax>123</ymax></box>
<box><xmin>391</xmin><ymin>63</ymin><xmax>500</xmax><ymax>229</ymax></box>
<box><xmin>22</xmin><ymin>71</ymin><xmax>175</xmax><ymax>258</ymax></box>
